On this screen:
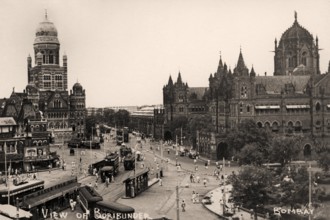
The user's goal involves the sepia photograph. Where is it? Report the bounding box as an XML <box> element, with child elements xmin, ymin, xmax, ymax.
<box><xmin>0</xmin><ymin>0</ymin><xmax>330</xmax><ymax>219</ymax></box>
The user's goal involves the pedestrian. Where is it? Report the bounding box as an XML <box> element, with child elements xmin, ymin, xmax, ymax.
<box><xmin>80</xmin><ymin>157</ymin><xmax>82</xmax><ymax>163</ymax></box>
<box><xmin>167</xmin><ymin>148</ymin><xmax>170</xmax><ymax>154</ymax></box>
<box><xmin>195</xmin><ymin>193</ymin><xmax>199</xmax><ymax>203</ymax></box>
<box><xmin>159</xmin><ymin>178</ymin><xmax>162</xmax><ymax>186</ymax></box>
<box><xmin>241</xmin><ymin>214</ymin><xmax>245</xmax><ymax>220</ymax></box>
<box><xmin>196</xmin><ymin>175</ymin><xmax>200</xmax><ymax>183</ymax></box>
<box><xmin>205</xmin><ymin>162</ymin><xmax>208</xmax><ymax>169</ymax></box>
<box><xmin>194</xmin><ymin>159</ymin><xmax>197</xmax><ymax>164</ymax></box>
<box><xmin>190</xmin><ymin>174</ymin><xmax>194</xmax><ymax>183</ymax></box>
<box><xmin>94</xmin><ymin>181</ymin><xmax>98</xmax><ymax>189</ymax></box>
<box><xmin>181</xmin><ymin>200</ymin><xmax>186</xmax><ymax>212</ymax></box>
<box><xmin>48</xmin><ymin>164</ymin><xmax>51</xmax><ymax>173</ymax></box>
<box><xmin>228</xmin><ymin>161</ymin><xmax>231</xmax><ymax>167</ymax></box>
<box><xmin>220</xmin><ymin>164</ymin><xmax>223</xmax><ymax>171</ymax></box>
<box><xmin>195</xmin><ymin>165</ymin><xmax>198</xmax><ymax>171</ymax></box>
<box><xmin>207</xmin><ymin>159</ymin><xmax>210</xmax><ymax>166</ymax></box>
<box><xmin>203</xmin><ymin>178</ymin><xmax>207</xmax><ymax>187</ymax></box>
<box><xmin>95</xmin><ymin>172</ymin><xmax>99</xmax><ymax>182</ymax></box>
<box><xmin>106</xmin><ymin>177</ymin><xmax>110</xmax><ymax>187</ymax></box>
<box><xmin>33</xmin><ymin>173</ymin><xmax>36</xmax><ymax>180</ymax></box>
<box><xmin>191</xmin><ymin>191</ymin><xmax>196</xmax><ymax>204</ymax></box>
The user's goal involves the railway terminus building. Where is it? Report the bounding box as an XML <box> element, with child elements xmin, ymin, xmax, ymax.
<box><xmin>163</xmin><ymin>13</ymin><xmax>330</xmax><ymax>160</ymax></box>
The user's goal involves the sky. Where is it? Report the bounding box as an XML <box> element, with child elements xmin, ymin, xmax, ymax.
<box><xmin>0</xmin><ymin>0</ymin><xmax>330</xmax><ymax>108</ymax></box>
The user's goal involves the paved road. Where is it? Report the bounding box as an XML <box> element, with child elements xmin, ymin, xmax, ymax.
<box><xmin>40</xmin><ymin>135</ymin><xmax>239</xmax><ymax>220</ymax></box>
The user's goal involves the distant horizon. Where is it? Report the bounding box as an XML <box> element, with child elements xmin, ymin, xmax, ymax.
<box><xmin>1</xmin><ymin>0</ymin><xmax>329</xmax><ymax>108</ymax></box>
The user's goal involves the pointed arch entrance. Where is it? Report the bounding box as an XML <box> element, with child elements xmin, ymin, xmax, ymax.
<box><xmin>164</xmin><ymin>131</ymin><xmax>172</xmax><ymax>141</ymax></box>
<box><xmin>217</xmin><ymin>142</ymin><xmax>229</xmax><ymax>160</ymax></box>
<box><xmin>304</xmin><ymin>144</ymin><xmax>312</xmax><ymax>157</ymax></box>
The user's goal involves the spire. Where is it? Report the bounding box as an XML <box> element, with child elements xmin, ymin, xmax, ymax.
<box><xmin>45</xmin><ymin>9</ymin><xmax>48</xmax><ymax>20</ymax></box>
<box><xmin>234</xmin><ymin>48</ymin><xmax>249</xmax><ymax>76</ymax></box>
<box><xmin>177</xmin><ymin>71</ymin><xmax>183</xmax><ymax>84</ymax></box>
<box><xmin>237</xmin><ymin>49</ymin><xmax>246</xmax><ymax>69</ymax></box>
<box><xmin>328</xmin><ymin>60</ymin><xmax>330</xmax><ymax>73</ymax></box>
<box><xmin>294</xmin><ymin>11</ymin><xmax>297</xmax><ymax>22</ymax></box>
<box><xmin>250</xmin><ymin>65</ymin><xmax>256</xmax><ymax>77</ymax></box>
<box><xmin>168</xmin><ymin>75</ymin><xmax>173</xmax><ymax>86</ymax></box>
<box><xmin>217</xmin><ymin>51</ymin><xmax>223</xmax><ymax>73</ymax></box>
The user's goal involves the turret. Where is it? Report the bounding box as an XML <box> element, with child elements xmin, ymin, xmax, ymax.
<box><xmin>27</xmin><ymin>54</ymin><xmax>32</xmax><ymax>68</ymax></box>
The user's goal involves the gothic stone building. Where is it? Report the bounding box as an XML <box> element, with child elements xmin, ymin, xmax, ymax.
<box><xmin>163</xmin><ymin>13</ymin><xmax>330</xmax><ymax>160</ymax></box>
<box><xmin>2</xmin><ymin>14</ymin><xmax>86</xmax><ymax>143</ymax></box>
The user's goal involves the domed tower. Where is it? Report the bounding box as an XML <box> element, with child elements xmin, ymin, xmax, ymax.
<box><xmin>28</xmin><ymin>12</ymin><xmax>68</xmax><ymax>91</ymax></box>
<box><xmin>69</xmin><ymin>82</ymin><xmax>86</xmax><ymax>138</ymax></box>
<box><xmin>274</xmin><ymin>12</ymin><xmax>320</xmax><ymax>75</ymax></box>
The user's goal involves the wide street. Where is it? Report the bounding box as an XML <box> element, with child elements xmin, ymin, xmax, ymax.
<box><xmin>39</xmin><ymin>133</ymin><xmax>241</xmax><ymax>220</ymax></box>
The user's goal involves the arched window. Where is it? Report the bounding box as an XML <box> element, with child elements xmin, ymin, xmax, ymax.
<box><xmin>49</xmin><ymin>51</ymin><xmax>54</xmax><ymax>64</ymax></box>
<box><xmin>239</xmin><ymin>103</ymin><xmax>243</xmax><ymax>113</ymax></box>
<box><xmin>301</xmin><ymin>51</ymin><xmax>307</xmax><ymax>66</ymax></box>
<box><xmin>257</xmin><ymin>122</ymin><xmax>263</xmax><ymax>128</ymax></box>
<box><xmin>272</xmin><ymin>121</ymin><xmax>279</xmax><ymax>131</ymax></box>
<box><xmin>316</xmin><ymin>102</ymin><xmax>321</xmax><ymax>112</ymax></box>
<box><xmin>241</xmin><ymin>85</ymin><xmax>247</xmax><ymax>98</ymax></box>
<box><xmin>287</xmin><ymin>52</ymin><xmax>293</xmax><ymax>68</ymax></box>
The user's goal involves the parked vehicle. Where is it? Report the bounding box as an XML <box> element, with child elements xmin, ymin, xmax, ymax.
<box><xmin>81</xmin><ymin>140</ymin><xmax>101</xmax><ymax>149</ymax></box>
<box><xmin>67</xmin><ymin>138</ymin><xmax>82</xmax><ymax>148</ymax></box>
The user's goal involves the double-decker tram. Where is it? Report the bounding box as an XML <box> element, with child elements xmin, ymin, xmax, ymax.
<box><xmin>123</xmin><ymin>154</ymin><xmax>135</xmax><ymax>171</ymax></box>
<box><xmin>78</xmin><ymin>186</ymin><xmax>135</xmax><ymax>220</ymax></box>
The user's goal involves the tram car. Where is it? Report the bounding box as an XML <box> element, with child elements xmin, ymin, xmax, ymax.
<box><xmin>78</xmin><ymin>186</ymin><xmax>135</xmax><ymax>220</ymax></box>
<box><xmin>123</xmin><ymin>154</ymin><xmax>135</xmax><ymax>171</ymax></box>
<box><xmin>120</xmin><ymin>144</ymin><xmax>132</xmax><ymax>157</ymax></box>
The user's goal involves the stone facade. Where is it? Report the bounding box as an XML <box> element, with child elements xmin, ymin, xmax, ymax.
<box><xmin>2</xmin><ymin>14</ymin><xmax>86</xmax><ymax>143</ymax></box>
<box><xmin>163</xmin><ymin>13</ymin><xmax>330</xmax><ymax>160</ymax></box>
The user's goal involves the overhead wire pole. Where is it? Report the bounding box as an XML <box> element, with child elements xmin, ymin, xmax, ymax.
<box><xmin>309</xmin><ymin>162</ymin><xmax>312</xmax><ymax>220</ymax></box>
<box><xmin>176</xmin><ymin>184</ymin><xmax>180</xmax><ymax>220</ymax></box>
<box><xmin>90</xmin><ymin>127</ymin><xmax>93</xmax><ymax>173</ymax></box>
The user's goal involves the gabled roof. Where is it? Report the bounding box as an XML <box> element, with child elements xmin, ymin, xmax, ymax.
<box><xmin>188</xmin><ymin>87</ymin><xmax>208</xmax><ymax>100</ymax></box>
<box><xmin>255</xmin><ymin>75</ymin><xmax>310</xmax><ymax>93</ymax></box>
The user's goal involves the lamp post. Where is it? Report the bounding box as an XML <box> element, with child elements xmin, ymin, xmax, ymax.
<box><xmin>90</xmin><ymin>127</ymin><xmax>93</xmax><ymax>172</ymax></box>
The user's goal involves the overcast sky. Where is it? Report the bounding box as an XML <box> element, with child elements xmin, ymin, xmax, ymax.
<box><xmin>0</xmin><ymin>0</ymin><xmax>330</xmax><ymax>108</ymax></box>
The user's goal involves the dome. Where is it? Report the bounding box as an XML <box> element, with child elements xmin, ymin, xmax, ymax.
<box><xmin>73</xmin><ymin>82</ymin><xmax>83</xmax><ymax>89</ymax></box>
<box><xmin>34</xmin><ymin>16</ymin><xmax>59</xmax><ymax>44</ymax></box>
<box><xmin>279</xmin><ymin>13</ymin><xmax>313</xmax><ymax>44</ymax></box>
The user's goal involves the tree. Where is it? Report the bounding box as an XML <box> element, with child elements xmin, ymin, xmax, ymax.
<box><xmin>229</xmin><ymin>165</ymin><xmax>274</xmax><ymax>219</ymax></box>
<box><xmin>226</xmin><ymin>119</ymin><xmax>270</xmax><ymax>153</ymax></box>
<box><xmin>236</xmin><ymin>143</ymin><xmax>267</xmax><ymax>166</ymax></box>
<box><xmin>186</xmin><ymin>115</ymin><xmax>213</xmax><ymax>147</ymax></box>
<box><xmin>103</xmin><ymin>108</ymin><xmax>115</xmax><ymax>125</ymax></box>
<box><xmin>114</xmin><ymin>109</ymin><xmax>130</xmax><ymax>127</ymax></box>
<box><xmin>318</xmin><ymin>153</ymin><xmax>330</xmax><ymax>172</ymax></box>
<box><xmin>268</xmin><ymin>135</ymin><xmax>301</xmax><ymax>166</ymax></box>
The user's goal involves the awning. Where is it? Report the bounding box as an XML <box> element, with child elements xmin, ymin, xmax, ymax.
<box><xmin>286</xmin><ymin>105</ymin><xmax>310</xmax><ymax>109</ymax></box>
<box><xmin>255</xmin><ymin>105</ymin><xmax>280</xmax><ymax>110</ymax></box>
<box><xmin>23</xmin><ymin>182</ymin><xmax>80</xmax><ymax>208</ymax></box>
<box><xmin>0</xmin><ymin>204</ymin><xmax>32</xmax><ymax>218</ymax></box>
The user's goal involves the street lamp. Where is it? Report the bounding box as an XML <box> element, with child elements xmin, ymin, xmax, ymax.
<box><xmin>90</xmin><ymin>127</ymin><xmax>94</xmax><ymax>173</ymax></box>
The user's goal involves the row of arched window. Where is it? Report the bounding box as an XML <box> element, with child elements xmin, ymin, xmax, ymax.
<box><xmin>48</xmin><ymin>112</ymin><xmax>67</xmax><ymax>118</ymax></box>
<box><xmin>49</xmin><ymin>122</ymin><xmax>68</xmax><ymax>129</ymax></box>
